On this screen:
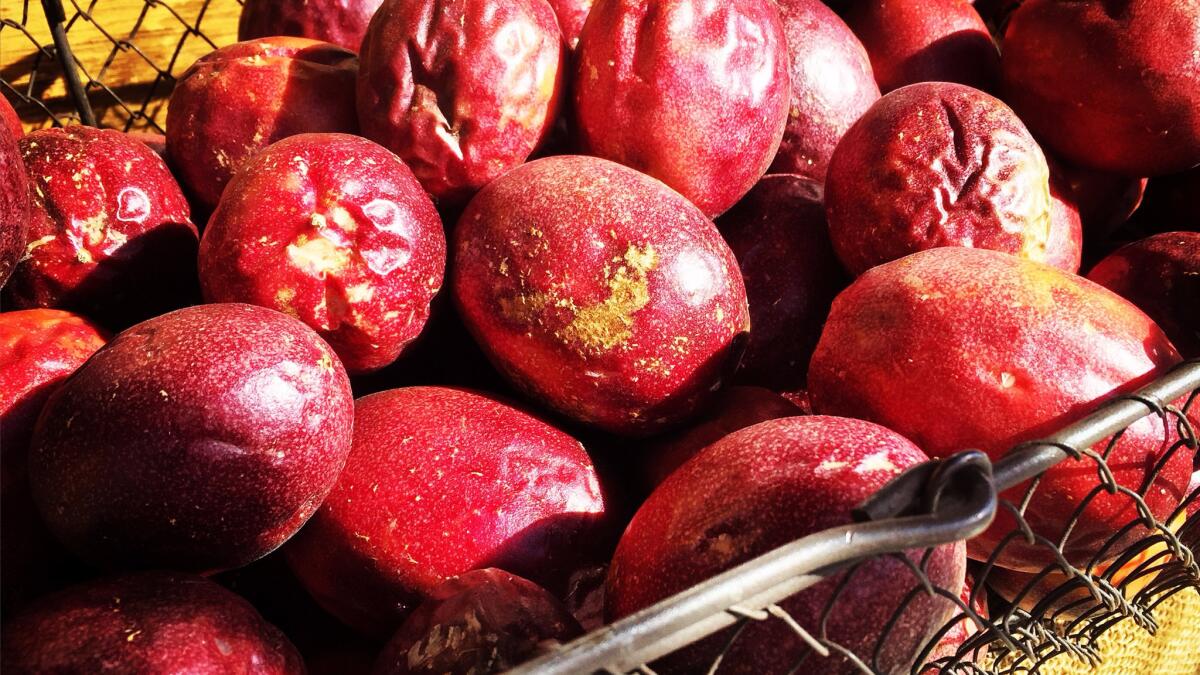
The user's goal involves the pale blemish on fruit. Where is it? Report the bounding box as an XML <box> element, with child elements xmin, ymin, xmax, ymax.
<box><xmin>858</xmin><ymin>451</ymin><xmax>900</xmax><ymax>474</ymax></box>
<box><xmin>287</xmin><ymin>234</ymin><xmax>350</xmax><ymax>276</ymax></box>
<box><xmin>999</xmin><ymin>371</ymin><xmax>1017</xmax><ymax>388</ymax></box>
<box><xmin>697</xmin><ymin>524</ymin><xmax>758</xmax><ymax>565</ymax></box>
<box><xmin>328</xmin><ymin>205</ymin><xmax>357</xmax><ymax>231</ymax></box>
<box><xmin>706</xmin><ymin>533</ymin><xmax>737</xmax><ymax>558</ymax></box>
<box><xmin>817</xmin><ymin>459</ymin><xmax>849</xmax><ymax>473</ymax></box>
<box><xmin>105</xmin><ymin>229</ymin><xmax>129</xmax><ymax>250</ymax></box>
<box><xmin>346</xmin><ymin>283</ymin><xmax>375</xmax><ymax>303</ymax></box>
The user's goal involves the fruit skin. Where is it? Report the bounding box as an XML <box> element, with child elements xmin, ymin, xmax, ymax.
<box><xmin>167</xmin><ymin>37</ymin><xmax>359</xmax><ymax>213</ymax></box>
<box><xmin>357</xmin><ymin>0</ymin><xmax>564</xmax><ymax>206</ymax></box>
<box><xmin>574</xmin><ymin>0</ymin><xmax>791</xmax><ymax>217</ymax></box>
<box><xmin>284</xmin><ymin>386</ymin><xmax>608</xmax><ymax>636</ymax></box>
<box><xmin>0</xmin><ymin>310</ymin><xmax>107</xmax><ymax>616</ymax></box>
<box><xmin>1000</xmin><ymin>0</ymin><xmax>1200</xmax><ymax>176</ymax></box>
<box><xmin>607</xmin><ymin>416</ymin><xmax>966</xmax><ymax>675</ymax></box>
<box><xmin>639</xmin><ymin>386</ymin><xmax>802</xmax><ymax>491</ymax></box>
<box><xmin>1186</xmin><ymin>470</ymin><xmax>1200</xmax><ymax>520</ymax></box>
<box><xmin>452</xmin><ymin>156</ymin><xmax>750</xmax><ymax>437</ymax></box>
<box><xmin>549</xmin><ymin>0</ymin><xmax>594</xmax><ymax>48</ymax></box>
<box><xmin>0</xmin><ymin>109</ymin><xmax>28</xmax><ymax>290</ymax></box>
<box><xmin>1044</xmin><ymin>171</ymin><xmax>1084</xmax><ymax>274</ymax></box>
<box><xmin>200</xmin><ymin>133</ymin><xmax>446</xmax><ymax>375</ymax></box>
<box><xmin>1048</xmin><ymin>158</ymin><xmax>1146</xmax><ymax>238</ymax></box>
<box><xmin>1</xmin><ymin>571</ymin><xmax>303</xmax><ymax>674</ymax></box>
<box><xmin>239</xmin><ymin>0</ymin><xmax>385</xmax><ymax>51</ymax></box>
<box><xmin>127</xmin><ymin>132</ymin><xmax>168</xmax><ymax>160</ymax></box>
<box><xmin>768</xmin><ymin>0</ymin><xmax>880</xmax><ymax>184</ymax></box>
<box><xmin>0</xmin><ymin>309</ymin><xmax>108</xmax><ymax>473</ymax></box>
<box><xmin>5</xmin><ymin>126</ymin><xmax>199</xmax><ymax>327</ymax></box>
<box><xmin>716</xmin><ymin>174</ymin><xmax>848</xmax><ymax>390</ymax></box>
<box><xmin>561</xmin><ymin>564</ymin><xmax>607</xmax><ymax>632</ymax></box>
<box><xmin>0</xmin><ymin>96</ymin><xmax>21</xmax><ymax>140</ymax></box>
<box><xmin>372</xmin><ymin>569</ymin><xmax>583</xmax><ymax>675</ymax></box>
<box><xmin>1086</xmin><ymin>232</ymin><xmax>1200</xmax><ymax>358</ymax></box>
<box><xmin>843</xmin><ymin>0</ymin><xmax>999</xmax><ymax>93</ymax></box>
<box><xmin>352</xmin><ymin>288</ymin><xmax>514</xmax><ymax>395</ymax></box>
<box><xmin>808</xmin><ymin>247</ymin><xmax>1191</xmax><ymax>570</ymax></box>
<box><xmin>825</xmin><ymin>82</ymin><xmax>1055</xmax><ymax>276</ymax></box>
<box><xmin>29</xmin><ymin>303</ymin><xmax>355</xmax><ymax>573</ymax></box>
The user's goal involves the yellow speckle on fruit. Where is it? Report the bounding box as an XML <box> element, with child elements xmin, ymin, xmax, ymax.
<box><xmin>558</xmin><ymin>244</ymin><xmax>657</xmax><ymax>353</ymax></box>
<box><xmin>671</xmin><ymin>336</ymin><xmax>690</xmax><ymax>355</ymax></box>
<box><xmin>275</xmin><ymin>288</ymin><xmax>298</xmax><ymax>316</ymax></box>
<box><xmin>23</xmin><ymin>235</ymin><xmax>57</xmax><ymax>259</ymax></box>
<box><xmin>317</xmin><ymin>353</ymin><xmax>334</xmax><ymax>371</ymax></box>
<box><xmin>77</xmin><ymin>214</ymin><xmax>108</xmax><ymax>246</ymax></box>
<box><xmin>500</xmin><ymin>244</ymin><xmax>658</xmax><ymax>355</ymax></box>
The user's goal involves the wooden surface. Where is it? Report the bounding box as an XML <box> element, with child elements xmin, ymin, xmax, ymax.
<box><xmin>1</xmin><ymin>0</ymin><xmax>241</xmax><ymax>132</ymax></box>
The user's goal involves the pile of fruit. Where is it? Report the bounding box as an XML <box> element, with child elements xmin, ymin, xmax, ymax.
<box><xmin>1</xmin><ymin>0</ymin><xmax>1198</xmax><ymax>672</ymax></box>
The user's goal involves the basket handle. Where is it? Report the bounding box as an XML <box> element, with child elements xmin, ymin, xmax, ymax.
<box><xmin>40</xmin><ymin>0</ymin><xmax>97</xmax><ymax>126</ymax></box>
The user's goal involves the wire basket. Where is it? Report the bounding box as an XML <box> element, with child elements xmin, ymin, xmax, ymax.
<box><xmin>1</xmin><ymin>0</ymin><xmax>241</xmax><ymax>132</ymax></box>
<box><xmin>3</xmin><ymin>3</ymin><xmax>1199</xmax><ymax>674</ymax></box>
<box><xmin>506</xmin><ymin>360</ymin><xmax>1200</xmax><ymax>675</ymax></box>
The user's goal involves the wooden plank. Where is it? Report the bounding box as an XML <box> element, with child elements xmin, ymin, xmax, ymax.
<box><xmin>1</xmin><ymin>0</ymin><xmax>241</xmax><ymax>132</ymax></box>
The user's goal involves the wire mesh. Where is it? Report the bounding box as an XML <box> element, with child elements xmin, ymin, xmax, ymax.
<box><xmin>2</xmin><ymin>3</ymin><xmax>1198</xmax><ymax>673</ymax></box>
<box><xmin>512</xmin><ymin>361</ymin><xmax>1200</xmax><ymax>675</ymax></box>
<box><xmin>1</xmin><ymin>0</ymin><xmax>241</xmax><ymax>132</ymax></box>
